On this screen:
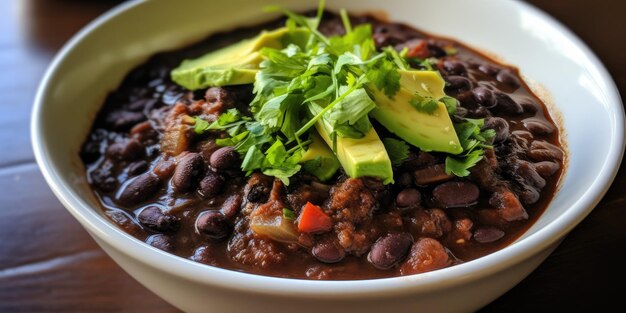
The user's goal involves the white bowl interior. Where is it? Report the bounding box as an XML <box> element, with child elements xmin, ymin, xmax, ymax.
<box><xmin>33</xmin><ymin>0</ymin><xmax>623</xmax><ymax>298</ymax></box>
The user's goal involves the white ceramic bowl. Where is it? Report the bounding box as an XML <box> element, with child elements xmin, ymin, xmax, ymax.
<box><xmin>31</xmin><ymin>0</ymin><xmax>624</xmax><ymax>312</ymax></box>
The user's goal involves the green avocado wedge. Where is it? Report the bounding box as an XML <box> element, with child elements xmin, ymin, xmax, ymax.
<box><xmin>171</xmin><ymin>27</ymin><xmax>308</xmax><ymax>90</ymax></box>
<box><xmin>299</xmin><ymin>131</ymin><xmax>341</xmax><ymax>181</ymax></box>
<box><xmin>315</xmin><ymin>122</ymin><xmax>394</xmax><ymax>184</ymax></box>
<box><xmin>308</xmin><ymin>96</ymin><xmax>394</xmax><ymax>184</ymax></box>
<box><xmin>369</xmin><ymin>70</ymin><xmax>463</xmax><ymax>154</ymax></box>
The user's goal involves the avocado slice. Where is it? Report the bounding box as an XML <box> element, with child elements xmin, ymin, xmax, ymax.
<box><xmin>315</xmin><ymin>123</ymin><xmax>393</xmax><ymax>184</ymax></box>
<box><xmin>171</xmin><ymin>27</ymin><xmax>308</xmax><ymax>90</ymax></box>
<box><xmin>369</xmin><ymin>70</ymin><xmax>463</xmax><ymax>154</ymax></box>
<box><xmin>299</xmin><ymin>131</ymin><xmax>341</xmax><ymax>181</ymax></box>
<box><xmin>308</xmin><ymin>98</ymin><xmax>393</xmax><ymax>184</ymax></box>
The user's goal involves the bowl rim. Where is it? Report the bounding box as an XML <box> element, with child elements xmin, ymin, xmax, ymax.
<box><xmin>31</xmin><ymin>0</ymin><xmax>625</xmax><ymax>298</ymax></box>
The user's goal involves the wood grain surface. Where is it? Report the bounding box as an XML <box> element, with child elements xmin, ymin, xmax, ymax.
<box><xmin>0</xmin><ymin>0</ymin><xmax>623</xmax><ymax>312</ymax></box>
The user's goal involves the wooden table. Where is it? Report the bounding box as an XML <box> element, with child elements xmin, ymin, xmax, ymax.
<box><xmin>1</xmin><ymin>0</ymin><xmax>623</xmax><ymax>311</ymax></box>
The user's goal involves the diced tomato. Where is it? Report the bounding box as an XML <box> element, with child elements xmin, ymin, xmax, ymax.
<box><xmin>406</xmin><ymin>39</ymin><xmax>429</xmax><ymax>59</ymax></box>
<box><xmin>297</xmin><ymin>202</ymin><xmax>333</xmax><ymax>233</ymax></box>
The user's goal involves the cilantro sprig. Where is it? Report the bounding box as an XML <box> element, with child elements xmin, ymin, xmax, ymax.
<box><xmin>195</xmin><ymin>1</ymin><xmax>405</xmax><ymax>183</ymax></box>
<box><xmin>445</xmin><ymin>118</ymin><xmax>496</xmax><ymax>177</ymax></box>
<box><xmin>190</xmin><ymin>0</ymin><xmax>495</xmax><ymax>182</ymax></box>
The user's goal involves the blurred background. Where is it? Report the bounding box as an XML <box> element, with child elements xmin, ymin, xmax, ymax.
<box><xmin>0</xmin><ymin>0</ymin><xmax>624</xmax><ymax>312</ymax></box>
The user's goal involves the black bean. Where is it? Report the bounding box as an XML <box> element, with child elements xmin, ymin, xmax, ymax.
<box><xmin>367</xmin><ymin>233</ymin><xmax>413</xmax><ymax>270</ymax></box>
<box><xmin>518</xmin><ymin>97</ymin><xmax>539</xmax><ymax>114</ymax></box>
<box><xmin>473</xmin><ymin>227</ymin><xmax>505</xmax><ymax>243</ymax></box>
<box><xmin>312</xmin><ymin>242</ymin><xmax>345</xmax><ymax>264</ymax></box>
<box><xmin>396</xmin><ymin>172</ymin><xmax>414</xmax><ymax>186</ymax></box>
<box><xmin>81</xmin><ymin>140</ymin><xmax>102</xmax><ymax>163</ymax></box>
<box><xmin>117</xmin><ymin>173</ymin><xmax>161</xmax><ymax>206</ymax></box>
<box><xmin>196</xmin><ymin>211</ymin><xmax>230</xmax><ymax>239</ymax></box>
<box><xmin>478</xmin><ymin>63</ymin><xmax>500</xmax><ymax>76</ymax></box>
<box><xmin>432</xmin><ymin>181</ymin><xmax>479</xmax><ymax>208</ymax></box>
<box><xmin>468</xmin><ymin>106</ymin><xmax>490</xmax><ymax>118</ymax></box>
<box><xmin>403</xmin><ymin>151</ymin><xmax>437</xmax><ymax>170</ymax></box>
<box><xmin>519</xmin><ymin>185</ymin><xmax>540</xmax><ymax>205</ymax></box>
<box><xmin>445</xmin><ymin>76</ymin><xmax>472</xmax><ymax>92</ymax></box>
<box><xmin>127</xmin><ymin>160</ymin><xmax>148</xmax><ymax>176</ymax></box>
<box><xmin>172</xmin><ymin>153</ymin><xmax>204</xmax><ymax>193</ymax></box>
<box><xmin>484</xmin><ymin>117</ymin><xmax>510</xmax><ymax>143</ymax></box>
<box><xmin>396</xmin><ymin>188</ymin><xmax>422</xmax><ymax>208</ymax></box>
<box><xmin>221</xmin><ymin>194</ymin><xmax>242</xmax><ymax>220</ymax></box>
<box><xmin>190</xmin><ymin>246</ymin><xmax>217</xmax><ymax>265</ymax></box>
<box><xmin>198</xmin><ymin>172</ymin><xmax>225</xmax><ymax>198</ymax></box>
<box><xmin>99</xmin><ymin>177</ymin><xmax>118</xmax><ymax>192</ymax></box>
<box><xmin>106</xmin><ymin>139</ymin><xmax>144</xmax><ymax>161</ymax></box>
<box><xmin>529</xmin><ymin>140</ymin><xmax>564</xmax><ymax>162</ymax></box>
<box><xmin>146</xmin><ymin>234</ymin><xmax>175</xmax><ymax>252</ymax></box>
<box><xmin>442</xmin><ymin>60</ymin><xmax>467</xmax><ymax>76</ymax></box>
<box><xmin>511</xmin><ymin>130</ymin><xmax>534</xmax><ymax>142</ymax></box>
<box><xmin>104</xmin><ymin>110</ymin><xmax>146</xmax><ymax>131</ymax></box>
<box><xmin>496</xmin><ymin>70</ymin><xmax>521</xmax><ymax>89</ymax></box>
<box><xmin>137</xmin><ymin>206</ymin><xmax>179</xmax><ymax>233</ymax></box>
<box><xmin>534</xmin><ymin>161</ymin><xmax>560</xmax><ymax>178</ymax></box>
<box><xmin>414</xmin><ymin>164</ymin><xmax>453</xmax><ymax>185</ymax></box>
<box><xmin>90</xmin><ymin>162</ymin><xmax>114</xmax><ymax>189</ymax></box>
<box><xmin>494</xmin><ymin>92</ymin><xmax>523</xmax><ymax>114</ymax></box>
<box><xmin>372</xmin><ymin>32</ymin><xmax>405</xmax><ymax>49</ymax></box>
<box><xmin>210</xmin><ymin>146</ymin><xmax>240</xmax><ymax>171</ymax></box>
<box><xmin>127</xmin><ymin>98</ymin><xmax>157</xmax><ymax>112</ymax></box>
<box><xmin>514</xmin><ymin>160</ymin><xmax>546</xmax><ymax>189</ymax></box>
<box><xmin>523</xmin><ymin>118</ymin><xmax>555</xmax><ymax>135</ymax></box>
<box><xmin>472</xmin><ymin>86</ymin><xmax>497</xmax><ymax>108</ymax></box>
<box><xmin>198</xmin><ymin>140</ymin><xmax>220</xmax><ymax>161</ymax></box>
<box><xmin>454</xmin><ymin>90</ymin><xmax>474</xmax><ymax>106</ymax></box>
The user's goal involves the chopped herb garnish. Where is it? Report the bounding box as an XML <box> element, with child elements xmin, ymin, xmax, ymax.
<box><xmin>440</xmin><ymin>96</ymin><xmax>458</xmax><ymax>115</ymax></box>
<box><xmin>283</xmin><ymin>208</ymin><xmax>296</xmax><ymax>220</ymax></box>
<box><xmin>181</xmin><ymin>1</ymin><xmax>488</xmax><ymax>182</ymax></box>
<box><xmin>444</xmin><ymin>118</ymin><xmax>496</xmax><ymax>177</ymax></box>
<box><xmin>409</xmin><ymin>95</ymin><xmax>439</xmax><ymax>114</ymax></box>
<box><xmin>382</xmin><ymin>138</ymin><xmax>410</xmax><ymax>166</ymax></box>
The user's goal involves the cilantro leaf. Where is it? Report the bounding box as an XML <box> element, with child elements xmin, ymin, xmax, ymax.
<box><xmin>326</xmin><ymin>87</ymin><xmax>376</xmax><ymax>127</ymax></box>
<box><xmin>445</xmin><ymin>149</ymin><xmax>484</xmax><ymax>177</ymax></box>
<box><xmin>409</xmin><ymin>95</ymin><xmax>439</xmax><ymax>114</ymax></box>
<box><xmin>382</xmin><ymin>138</ymin><xmax>410</xmax><ymax>166</ymax></box>
<box><xmin>444</xmin><ymin>117</ymin><xmax>496</xmax><ymax>177</ymax></box>
<box><xmin>301</xmin><ymin>155</ymin><xmax>340</xmax><ymax>181</ymax></box>
<box><xmin>366</xmin><ymin>54</ymin><xmax>401</xmax><ymax>98</ymax></box>
<box><xmin>440</xmin><ymin>96</ymin><xmax>458</xmax><ymax>115</ymax></box>
<box><xmin>259</xmin><ymin>140</ymin><xmax>303</xmax><ymax>185</ymax></box>
<box><xmin>259</xmin><ymin>45</ymin><xmax>308</xmax><ymax>77</ymax></box>
<box><xmin>194</xmin><ymin>109</ymin><xmax>248</xmax><ymax>136</ymax></box>
<box><xmin>194</xmin><ymin>117</ymin><xmax>211</xmax><ymax>134</ymax></box>
<box><xmin>241</xmin><ymin>145</ymin><xmax>266</xmax><ymax>172</ymax></box>
<box><xmin>216</xmin><ymin>131</ymin><xmax>249</xmax><ymax>147</ymax></box>
<box><xmin>233</xmin><ymin>122</ymin><xmax>273</xmax><ymax>155</ymax></box>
